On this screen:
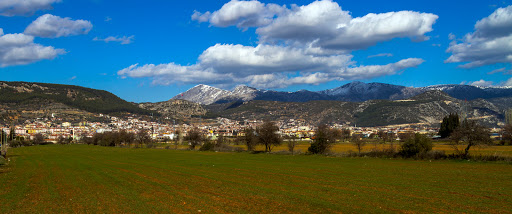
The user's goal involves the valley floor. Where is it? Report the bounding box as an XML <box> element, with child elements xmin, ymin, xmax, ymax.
<box><xmin>1</xmin><ymin>145</ymin><xmax>511</xmax><ymax>213</ymax></box>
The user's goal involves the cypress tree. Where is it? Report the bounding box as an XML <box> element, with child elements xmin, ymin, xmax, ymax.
<box><xmin>439</xmin><ymin>113</ymin><xmax>460</xmax><ymax>138</ymax></box>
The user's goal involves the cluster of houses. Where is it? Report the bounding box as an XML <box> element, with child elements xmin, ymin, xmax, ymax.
<box><xmin>0</xmin><ymin>114</ymin><xmax>506</xmax><ymax>144</ymax></box>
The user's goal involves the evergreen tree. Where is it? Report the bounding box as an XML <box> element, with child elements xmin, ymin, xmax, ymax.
<box><xmin>439</xmin><ymin>113</ymin><xmax>460</xmax><ymax>138</ymax></box>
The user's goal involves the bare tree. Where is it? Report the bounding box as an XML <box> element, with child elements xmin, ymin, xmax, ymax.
<box><xmin>256</xmin><ymin>121</ymin><xmax>282</xmax><ymax>152</ymax></box>
<box><xmin>308</xmin><ymin>124</ymin><xmax>341</xmax><ymax>154</ymax></box>
<box><xmin>57</xmin><ymin>135</ymin><xmax>67</xmax><ymax>145</ymax></box>
<box><xmin>286</xmin><ymin>135</ymin><xmax>299</xmax><ymax>155</ymax></box>
<box><xmin>174</xmin><ymin>129</ymin><xmax>181</xmax><ymax>149</ymax></box>
<box><xmin>33</xmin><ymin>133</ymin><xmax>45</xmax><ymax>145</ymax></box>
<box><xmin>450</xmin><ymin>119</ymin><xmax>491</xmax><ymax>157</ymax></box>
<box><xmin>135</xmin><ymin>128</ymin><xmax>152</xmax><ymax>148</ymax></box>
<box><xmin>185</xmin><ymin>128</ymin><xmax>203</xmax><ymax>150</ymax></box>
<box><xmin>351</xmin><ymin>134</ymin><xmax>366</xmax><ymax>155</ymax></box>
<box><xmin>341</xmin><ymin>128</ymin><xmax>351</xmax><ymax>142</ymax></box>
<box><xmin>501</xmin><ymin>124</ymin><xmax>512</xmax><ymax>145</ymax></box>
<box><xmin>216</xmin><ymin>133</ymin><xmax>226</xmax><ymax>147</ymax></box>
<box><xmin>242</xmin><ymin>128</ymin><xmax>257</xmax><ymax>151</ymax></box>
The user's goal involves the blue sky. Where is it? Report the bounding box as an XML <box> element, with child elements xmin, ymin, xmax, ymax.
<box><xmin>1</xmin><ymin>0</ymin><xmax>512</xmax><ymax>102</ymax></box>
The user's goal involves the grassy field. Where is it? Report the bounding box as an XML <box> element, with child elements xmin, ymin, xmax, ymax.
<box><xmin>1</xmin><ymin>145</ymin><xmax>512</xmax><ymax>213</ymax></box>
<box><xmin>221</xmin><ymin>141</ymin><xmax>512</xmax><ymax>157</ymax></box>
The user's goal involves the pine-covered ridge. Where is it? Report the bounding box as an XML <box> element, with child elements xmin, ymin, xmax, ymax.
<box><xmin>0</xmin><ymin>81</ymin><xmax>155</xmax><ymax>116</ymax></box>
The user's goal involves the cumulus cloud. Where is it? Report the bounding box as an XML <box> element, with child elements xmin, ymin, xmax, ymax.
<box><xmin>24</xmin><ymin>14</ymin><xmax>92</xmax><ymax>38</ymax></box>
<box><xmin>0</xmin><ymin>0</ymin><xmax>61</xmax><ymax>16</ymax></box>
<box><xmin>194</xmin><ymin>0</ymin><xmax>437</xmax><ymax>51</ymax></box>
<box><xmin>191</xmin><ymin>10</ymin><xmax>211</xmax><ymax>23</ymax></box>
<box><xmin>192</xmin><ymin>0</ymin><xmax>285</xmax><ymax>29</ymax></box>
<box><xmin>93</xmin><ymin>35</ymin><xmax>134</xmax><ymax>45</ymax></box>
<box><xmin>118</xmin><ymin>43</ymin><xmax>424</xmax><ymax>88</ymax></box>
<box><xmin>469</xmin><ymin>79</ymin><xmax>495</xmax><ymax>87</ymax></box>
<box><xmin>446</xmin><ymin>5</ymin><xmax>512</xmax><ymax>68</ymax></box>
<box><xmin>0</xmin><ymin>28</ymin><xmax>65</xmax><ymax>67</ymax></box>
<box><xmin>121</xmin><ymin>0</ymin><xmax>432</xmax><ymax>88</ymax></box>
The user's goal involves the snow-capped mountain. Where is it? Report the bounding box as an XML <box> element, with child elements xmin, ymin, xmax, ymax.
<box><xmin>173</xmin><ymin>82</ymin><xmax>512</xmax><ymax>105</ymax></box>
<box><xmin>319</xmin><ymin>81</ymin><xmax>409</xmax><ymax>101</ymax></box>
<box><xmin>421</xmin><ymin>84</ymin><xmax>512</xmax><ymax>100</ymax></box>
<box><xmin>172</xmin><ymin>84</ymin><xmax>259</xmax><ymax>105</ymax></box>
<box><xmin>172</xmin><ymin>84</ymin><xmax>231</xmax><ymax>105</ymax></box>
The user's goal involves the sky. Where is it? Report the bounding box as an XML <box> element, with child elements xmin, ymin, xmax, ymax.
<box><xmin>1</xmin><ymin>0</ymin><xmax>512</xmax><ymax>102</ymax></box>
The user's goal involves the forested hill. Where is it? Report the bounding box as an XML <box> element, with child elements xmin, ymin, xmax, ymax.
<box><xmin>0</xmin><ymin>81</ymin><xmax>154</xmax><ymax>115</ymax></box>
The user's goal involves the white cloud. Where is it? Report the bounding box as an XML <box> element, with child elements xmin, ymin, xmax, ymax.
<box><xmin>93</xmin><ymin>36</ymin><xmax>134</xmax><ymax>45</ymax></box>
<box><xmin>192</xmin><ymin>0</ymin><xmax>285</xmax><ymax>29</ymax></box>
<box><xmin>0</xmin><ymin>0</ymin><xmax>61</xmax><ymax>16</ymax></box>
<box><xmin>198</xmin><ymin>44</ymin><xmax>353</xmax><ymax>75</ymax></box>
<box><xmin>194</xmin><ymin>0</ymin><xmax>437</xmax><ymax>51</ymax></box>
<box><xmin>191</xmin><ymin>10</ymin><xmax>211</xmax><ymax>23</ymax></box>
<box><xmin>368</xmin><ymin>53</ymin><xmax>393</xmax><ymax>58</ymax></box>
<box><xmin>446</xmin><ymin>5</ymin><xmax>512</xmax><ymax>68</ymax></box>
<box><xmin>488</xmin><ymin>67</ymin><xmax>512</xmax><ymax>74</ymax></box>
<box><xmin>489</xmin><ymin>67</ymin><xmax>507</xmax><ymax>74</ymax></box>
<box><xmin>0</xmin><ymin>28</ymin><xmax>65</xmax><ymax>67</ymax></box>
<box><xmin>505</xmin><ymin>77</ymin><xmax>512</xmax><ymax>86</ymax></box>
<box><xmin>118</xmin><ymin>43</ymin><xmax>424</xmax><ymax>88</ymax></box>
<box><xmin>122</xmin><ymin>0</ymin><xmax>432</xmax><ymax>88</ymax></box>
<box><xmin>24</xmin><ymin>14</ymin><xmax>92</xmax><ymax>38</ymax></box>
<box><xmin>469</xmin><ymin>79</ymin><xmax>495</xmax><ymax>87</ymax></box>
<box><xmin>256</xmin><ymin>0</ymin><xmax>351</xmax><ymax>43</ymax></box>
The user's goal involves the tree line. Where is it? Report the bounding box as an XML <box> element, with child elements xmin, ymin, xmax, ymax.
<box><xmin>2</xmin><ymin>113</ymin><xmax>511</xmax><ymax>161</ymax></box>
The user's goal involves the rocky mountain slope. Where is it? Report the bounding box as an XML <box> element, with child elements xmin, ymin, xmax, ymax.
<box><xmin>138</xmin><ymin>99</ymin><xmax>206</xmax><ymax>119</ymax></box>
<box><xmin>172</xmin><ymin>84</ymin><xmax>258</xmax><ymax>105</ymax></box>
<box><xmin>173</xmin><ymin>82</ymin><xmax>512</xmax><ymax>104</ymax></box>
<box><xmin>205</xmin><ymin>91</ymin><xmax>510</xmax><ymax>127</ymax></box>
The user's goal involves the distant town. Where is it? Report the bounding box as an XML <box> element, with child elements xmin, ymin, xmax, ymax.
<box><xmin>1</xmin><ymin>113</ymin><xmax>505</xmax><ymax>143</ymax></box>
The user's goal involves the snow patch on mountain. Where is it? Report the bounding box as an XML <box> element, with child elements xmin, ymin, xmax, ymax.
<box><xmin>172</xmin><ymin>84</ymin><xmax>259</xmax><ymax>105</ymax></box>
<box><xmin>173</xmin><ymin>82</ymin><xmax>512</xmax><ymax>105</ymax></box>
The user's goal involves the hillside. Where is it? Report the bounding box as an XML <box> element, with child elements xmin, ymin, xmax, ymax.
<box><xmin>204</xmin><ymin>91</ymin><xmax>510</xmax><ymax>127</ymax></box>
<box><xmin>173</xmin><ymin>82</ymin><xmax>512</xmax><ymax>104</ymax></box>
<box><xmin>0</xmin><ymin>81</ymin><xmax>155</xmax><ymax>123</ymax></box>
<box><xmin>138</xmin><ymin>99</ymin><xmax>207</xmax><ymax>119</ymax></box>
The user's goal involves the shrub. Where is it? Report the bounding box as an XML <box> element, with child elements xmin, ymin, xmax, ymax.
<box><xmin>308</xmin><ymin>124</ymin><xmax>340</xmax><ymax>154</ymax></box>
<box><xmin>399</xmin><ymin>133</ymin><xmax>433</xmax><ymax>158</ymax></box>
<box><xmin>199</xmin><ymin>141</ymin><xmax>215</xmax><ymax>151</ymax></box>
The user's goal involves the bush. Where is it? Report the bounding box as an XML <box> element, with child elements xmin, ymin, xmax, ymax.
<box><xmin>199</xmin><ymin>141</ymin><xmax>215</xmax><ymax>151</ymax></box>
<box><xmin>308</xmin><ymin>124</ymin><xmax>340</xmax><ymax>154</ymax></box>
<box><xmin>399</xmin><ymin>133</ymin><xmax>433</xmax><ymax>158</ymax></box>
<box><xmin>469</xmin><ymin>154</ymin><xmax>512</xmax><ymax>162</ymax></box>
<box><xmin>365</xmin><ymin>148</ymin><xmax>398</xmax><ymax>158</ymax></box>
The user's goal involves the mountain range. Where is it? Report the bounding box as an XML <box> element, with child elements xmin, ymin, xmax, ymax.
<box><xmin>1</xmin><ymin>81</ymin><xmax>510</xmax><ymax>127</ymax></box>
<box><xmin>204</xmin><ymin>90</ymin><xmax>511</xmax><ymax>127</ymax></box>
<box><xmin>172</xmin><ymin>81</ymin><xmax>512</xmax><ymax>105</ymax></box>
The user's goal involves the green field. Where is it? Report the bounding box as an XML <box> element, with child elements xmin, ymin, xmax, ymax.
<box><xmin>1</xmin><ymin>145</ymin><xmax>511</xmax><ymax>213</ymax></box>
